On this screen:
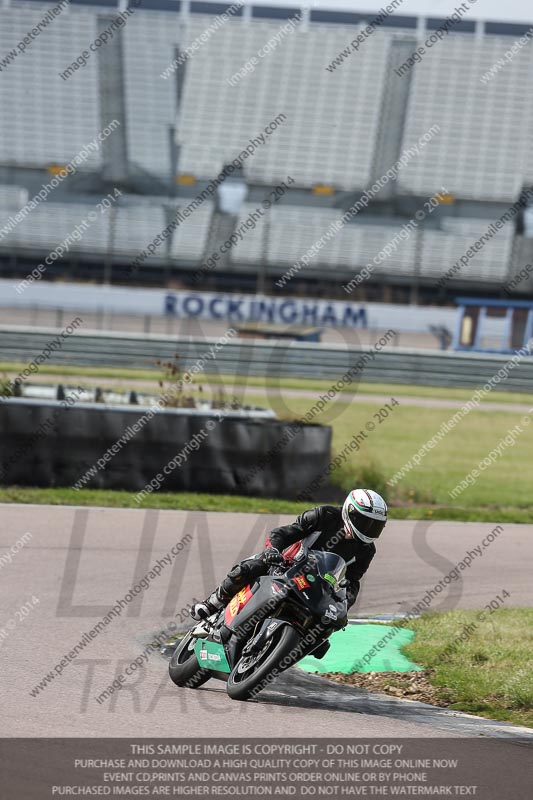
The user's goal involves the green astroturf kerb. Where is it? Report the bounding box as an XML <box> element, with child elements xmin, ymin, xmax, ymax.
<box><xmin>298</xmin><ymin>623</ymin><xmax>422</xmax><ymax>674</ymax></box>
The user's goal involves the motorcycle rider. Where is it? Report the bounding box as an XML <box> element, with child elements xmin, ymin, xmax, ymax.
<box><xmin>191</xmin><ymin>489</ymin><xmax>388</xmax><ymax>625</ymax></box>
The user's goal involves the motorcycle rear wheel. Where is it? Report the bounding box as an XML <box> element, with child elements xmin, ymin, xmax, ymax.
<box><xmin>227</xmin><ymin>624</ymin><xmax>301</xmax><ymax>701</ymax></box>
<box><xmin>168</xmin><ymin>631</ymin><xmax>211</xmax><ymax>689</ymax></box>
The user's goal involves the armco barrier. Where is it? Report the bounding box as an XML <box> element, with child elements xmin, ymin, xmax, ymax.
<box><xmin>1</xmin><ymin>326</ymin><xmax>533</xmax><ymax>391</ymax></box>
<box><xmin>0</xmin><ymin>399</ymin><xmax>332</xmax><ymax>499</ymax></box>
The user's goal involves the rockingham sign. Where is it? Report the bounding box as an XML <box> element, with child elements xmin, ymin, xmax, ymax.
<box><xmin>163</xmin><ymin>292</ymin><xmax>368</xmax><ymax>328</ymax></box>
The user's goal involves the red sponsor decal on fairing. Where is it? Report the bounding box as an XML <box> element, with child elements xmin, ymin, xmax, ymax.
<box><xmin>224</xmin><ymin>585</ymin><xmax>253</xmax><ymax>625</ymax></box>
<box><xmin>293</xmin><ymin>575</ymin><xmax>310</xmax><ymax>591</ymax></box>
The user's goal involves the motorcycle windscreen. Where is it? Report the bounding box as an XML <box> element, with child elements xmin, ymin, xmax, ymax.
<box><xmin>284</xmin><ymin>561</ymin><xmax>346</xmax><ymax>616</ymax></box>
<box><xmin>315</xmin><ymin>551</ymin><xmax>347</xmax><ymax>589</ymax></box>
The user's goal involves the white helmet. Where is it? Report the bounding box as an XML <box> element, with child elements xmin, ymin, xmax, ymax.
<box><xmin>342</xmin><ymin>489</ymin><xmax>388</xmax><ymax>544</ymax></box>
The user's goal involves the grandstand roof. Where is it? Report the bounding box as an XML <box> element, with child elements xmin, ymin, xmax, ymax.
<box><xmin>14</xmin><ymin>0</ymin><xmax>533</xmax><ymax>29</ymax></box>
<box><xmin>248</xmin><ymin>0</ymin><xmax>533</xmax><ymax>26</ymax></box>
<box><xmin>455</xmin><ymin>298</ymin><xmax>533</xmax><ymax>309</ymax></box>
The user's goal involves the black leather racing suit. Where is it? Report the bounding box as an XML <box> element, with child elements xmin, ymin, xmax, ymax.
<box><xmin>217</xmin><ymin>505</ymin><xmax>376</xmax><ymax>612</ymax></box>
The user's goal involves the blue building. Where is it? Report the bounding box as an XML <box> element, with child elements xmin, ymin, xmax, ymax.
<box><xmin>454</xmin><ymin>298</ymin><xmax>533</xmax><ymax>354</ymax></box>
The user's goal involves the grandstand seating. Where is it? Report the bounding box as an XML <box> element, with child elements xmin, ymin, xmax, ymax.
<box><xmin>420</xmin><ymin>218</ymin><xmax>515</xmax><ymax>283</ymax></box>
<box><xmin>123</xmin><ymin>13</ymin><xmax>181</xmax><ymax>177</ymax></box>
<box><xmin>112</xmin><ymin>205</ymin><xmax>168</xmax><ymax>257</ymax></box>
<box><xmin>0</xmin><ymin>185</ymin><xmax>27</xmax><ymax>207</ymax></box>
<box><xmin>169</xmin><ymin>202</ymin><xmax>214</xmax><ymax>261</ymax></box>
<box><xmin>231</xmin><ymin>205</ymin><xmax>417</xmax><ymax>274</ymax></box>
<box><xmin>0</xmin><ymin>1</ymin><xmax>529</xmax><ymax>287</ymax></box>
<box><xmin>0</xmin><ymin>195</ymin><xmax>514</xmax><ymax>283</ymax></box>
<box><xmin>0</xmin><ymin>5</ymin><xmax>180</xmax><ymax>178</ymax></box>
<box><xmin>229</xmin><ymin>205</ymin><xmax>513</xmax><ymax>283</ymax></box>
<box><xmin>1</xmin><ymin>203</ymin><xmax>109</xmax><ymax>252</ymax></box>
<box><xmin>2</xmin><ymin>3</ymin><xmax>533</xmax><ymax>202</ymax></box>
<box><xmin>0</xmin><ymin>195</ymin><xmax>214</xmax><ymax>263</ymax></box>
<box><xmin>399</xmin><ymin>35</ymin><xmax>533</xmax><ymax>203</ymax></box>
<box><xmin>0</xmin><ymin>4</ymin><xmax>101</xmax><ymax>168</ymax></box>
<box><xmin>178</xmin><ymin>17</ymin><xmax>391</xmax><ymax>190</ymax></box>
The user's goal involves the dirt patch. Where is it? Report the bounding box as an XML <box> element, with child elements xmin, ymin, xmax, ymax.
<box><xmin>323</xmin><ymin>670</ymin><xmax>453</xmax><ymax>707</ymax></box>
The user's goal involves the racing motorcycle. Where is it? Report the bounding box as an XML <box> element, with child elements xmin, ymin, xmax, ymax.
<box><xmin>168</xmin><ymin>532</ymin><xmax>349</xmax><ymax>701</ymax></box>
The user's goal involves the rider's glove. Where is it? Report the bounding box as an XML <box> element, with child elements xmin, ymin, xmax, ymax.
<box><xmin>262</xmin><ymin>548</ymin><xmax>284</xmax><ymax>566</ymax></box>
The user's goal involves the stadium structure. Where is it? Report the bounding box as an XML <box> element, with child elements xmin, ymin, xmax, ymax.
<box><xmin>1</xmin><ymin>0</ymin><xmax>533</xmax><ymax>304</ymax></box>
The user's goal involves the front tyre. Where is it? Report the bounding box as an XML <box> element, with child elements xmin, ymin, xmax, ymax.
<box><xmin>169</xmin><ymin>631</ymin><xmax>211</xmax><ymax>689</ymax></box>
<box><xmin>227</xmin><ymin>624</ymin><xmax>301</xmax><ymax>701</ymax></box>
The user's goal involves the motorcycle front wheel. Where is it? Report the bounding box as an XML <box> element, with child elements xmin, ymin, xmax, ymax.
<box><xmin>168</xmin><ymin>631</ymin><xmax>211</xmax><ymax>689</ymax></box>
<box><xmin>227</xmin><ymin>624</ymin><xmax>301</xmax><ymax>701</ymax></box>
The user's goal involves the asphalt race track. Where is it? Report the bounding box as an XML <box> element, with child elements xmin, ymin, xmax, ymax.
<box><xmin>1</xmin><ymin>504</ymin><xmax>531</xmax><ymax>739</ymax></box>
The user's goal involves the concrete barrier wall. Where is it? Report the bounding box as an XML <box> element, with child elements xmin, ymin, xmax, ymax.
<box><xmin>0</xmin><ymin>399</ymin><xmax>332</xmax><ymax>499</ymax></box>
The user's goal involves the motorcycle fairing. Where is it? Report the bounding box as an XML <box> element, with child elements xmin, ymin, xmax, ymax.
<box><xmin>193</xmin><ymin>639</ymin><xmax>231</xmax><ymax>673</ymax></box>
<box><xmin>223</xmin><ymin>577</ymin><xmax>284</xmax><ymax>638</ymax></box>
<box><xmin>224</xmin><ymin>584</ymin><xmax>254</xmax><ymax>626</ymax></box>
<box><xmin>223</xmin><ymin>555</ymin><xmax>346</xmax><ymax>648</ymax></box>
<box><xmin>245</xmin><ymin>617</ymin><xmax>294</xmax><ymax>655</ymax></box>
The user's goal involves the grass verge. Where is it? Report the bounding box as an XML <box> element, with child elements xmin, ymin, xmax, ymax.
<box><xmin>402</xmin><ymin>609</ymin><xmax>533</xmax><ymax>728</ymax></box>
<box><xmin>0</xmin><ymin>486</ymin><xmax>306</xmax><ymax>514</ymax></box>
<box><xmin>1</xmin><ymin>486</ymin><xmax>533</xmax><ymax>523</ymax></box>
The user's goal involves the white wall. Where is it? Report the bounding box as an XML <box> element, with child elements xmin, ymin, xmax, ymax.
<box><xmin>0</xmin><ymin>279</ymin><xmax>458</xmax><ymax>334</ymax></box>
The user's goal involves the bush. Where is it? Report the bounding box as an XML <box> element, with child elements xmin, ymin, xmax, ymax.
<box><xmin>331</xmin><ymin>457</ymin><xmax>390</xmax><ymax>499</ymax></box>
<box><xmin>0</xmin><ymin>374</ymin><xmax>14</xmax><ymax>398</ymax></box>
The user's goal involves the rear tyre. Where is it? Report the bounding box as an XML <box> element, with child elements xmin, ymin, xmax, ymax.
<box><xmin>168</xmin><ymin>632</ymin><xmax>211</xmax><ymax>689</ymax></box>
<box><xmin>227</xmin><ymin>624</ymin><xmax>301</xmax><ymax>701</ymax></box>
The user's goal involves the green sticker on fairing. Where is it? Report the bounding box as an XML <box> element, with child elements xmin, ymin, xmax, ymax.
<box><xmin>323</xmin><ymin>573</ymin><xmax>337</xmax><ymax>586</ymax></box>
<box><xmin>307</xmin><ymin>574</ymin><xmax>316</xmax><ymax>582</ymax></box>
<box><xmin>194</xmin><ymin>639</ymin><xmax>231</xmax><ymax>673</ymax></box>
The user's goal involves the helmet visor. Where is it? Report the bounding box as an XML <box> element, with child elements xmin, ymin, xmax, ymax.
<box><xmin>348</xmin><ymin>506</ymin><xmax>386</xmax><ymax>541</ymax></box>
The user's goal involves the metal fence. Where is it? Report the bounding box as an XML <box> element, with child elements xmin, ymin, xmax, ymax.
<box><xmin>1</xmin><ymin>326</ymin><xmax>533</xmax><ymax>392</ymax></box>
